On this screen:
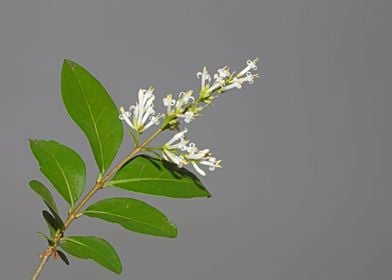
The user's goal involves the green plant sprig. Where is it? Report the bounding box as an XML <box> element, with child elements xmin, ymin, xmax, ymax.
<box><xmin>30</xmin><ymin>58</ymin><xmax>259</xmax><ymax>279</ymax></box>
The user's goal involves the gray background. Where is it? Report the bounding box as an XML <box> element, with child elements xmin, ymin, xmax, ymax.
<box><xmin>0</xmin><ymin>0</ymin><xmax>391</xmax><ymax>279</ymax></box>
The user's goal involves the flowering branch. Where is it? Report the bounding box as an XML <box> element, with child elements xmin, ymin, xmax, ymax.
<box><xmin>29</xmin><ymin>58</ymin><xmax>259</xmax><ymax>279</ymax></box>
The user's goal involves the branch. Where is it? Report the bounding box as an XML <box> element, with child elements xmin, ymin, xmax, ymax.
<box><xmin>31</xmin><ymin>128</ymin><xmax>163</xmax><ymax>280</ymax></box>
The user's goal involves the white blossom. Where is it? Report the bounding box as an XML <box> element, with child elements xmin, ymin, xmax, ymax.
<box><xmin>208</xmin><ymin>66</ymin><xmax>231</xmax><ymax>93</ymax></box>
<box><xmin>162</xmin><ymin>128</ymin><xmax>189</xmax><ymax>167</ymax></box>
<box><xmin>186</xmin><ymin>147</ymin><xmax>221</xmax><ymax>176</ymax></box>
<box><xmin>163</xmin><ymin>94</ymin><xmax>176</xmax><ymax>113</ymax></box>
<box><xmin>214</xmin><ymin>66</ymin><xmax>231</xmax><ymax>80</ymax></box>
<box><xmin>177</xmin><ymin>111</ymin><xmax>195</xmax><ymax>123</ymax></box>
<box><xmin>162</xmin><ymin>90</ymin><xmax>199</xmax><ymax>124</ymax></box>
<box><xmin>119</xmin><ymin>87</ymin><xmax>163</xmax><ymax>133</ymax></box>
<box><xmin>175</xmin><ymin>91</ymin><xmax>195</xmax><ymax>111</ymax></box>
<box><xmin>162</xmin><ymin>149</ymin><xmax>187</xmax><ymax>168</ymax></box>
<box><xmin>162</xmin><ymin>129</ymin><xmax>221</xmax><ymax>176</ymax></box>
<box><xmin>164</xmin><ymin>127</ymin><xmax>188</xmax><ymax>149</ymax></box>
<box><xmin>221</xmin><ymin>72</ymin><xmax>259</xmax><ymax>91</ymax></box>
<box><xmin>237</xmin><ymin>58</ymin><xmax>259</xmax><ymax>77</ymax></box>
<box><xmin>221</xmin><ymin>77</ymin><xmax>243</xmax><ymax>91</ymax></box>
<box><xmin>197</xmin><ymin>66</ymin><xmax>211</xmax><ymax>89</ymax></box>
<box><xmin>204</xmin><ymin>58</ymin><xmax>259</xmax><ymax>94</ymax></box>
<box><xmin>143</xmin><ymin>113</ymin><xmax>164</xmax><ymax>131</ymax></box>
<box><xmin>200</xmin><ymin>157</ymin><xmax>220</xmax><ymax>171</ymax></box>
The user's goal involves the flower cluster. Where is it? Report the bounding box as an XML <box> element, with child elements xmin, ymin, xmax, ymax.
<box><xmin>119</xmin><ymin>87</ymin><xmax>164</xmax><ymax>134</ymax></box>
<box><xmin>162</xmin><ymin>90</ymin><xmax>200</xmax><ymax>123</ymax></box>
<box><xmin>118</xmin><ymin>58</ymin><xmax>259</xmax><ymax>177</ymax></box>
<box><xmin>198</xmin><ymin>58</ymin><xmax>259</xmax><ymax>103</ymax></box>
<box><xmin>162</xmin><ymin>128</ymin><xmax>221</xmax><ymax>176</ymax></box>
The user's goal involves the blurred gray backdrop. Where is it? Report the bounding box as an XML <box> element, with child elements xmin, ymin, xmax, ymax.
<box><xmin>1</xmin><ymin>0</ymin><xmax>391</xmax><ymax>279</ymax></box>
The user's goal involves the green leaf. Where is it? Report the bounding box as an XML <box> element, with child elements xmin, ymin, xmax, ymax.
<box><xmin>59</xmin><ymin>236</ymin><xmax>122</xmax><ymax>274</ymax></box>
<box><xmin>61</xmin><ymin>59</ymin><xmax>123</xmax><ymax>173</ymax></box>
<box><xmin>30</xmin><ymin>180</ymin><xmax>65</xmax><ymax>231</ymax></box>
<box><xmin>84</xmin><ymin>197</ymin><xmax>177</xmax><ymax>238</ymax></box>
<box><xmin>57</xmin><ymin>250</ymin><xmax>70</xmax><ymax>265</ymax></box>
<box><xmin>36</xmin><ymin>231</ymin><xmax>54</xmax><ymax>246</ymax></box>
<box><xmin>29</xmin><ymin>139</ymin><xmax>86</xmax><ymax>207</ymax></box>
<box><xmin>29</xmin><ymin>180</ymin><xmax>58</xmax><ymax>213</ymax></box>
<box><xmin>109</xmin><ymin>155</ymin><xmax>211</xmax><ymax>198</ymax></box>
<box><xmin>42</xmin><ymin>210</ymin><xmax>62</xmax><ymax>237</ymax></box>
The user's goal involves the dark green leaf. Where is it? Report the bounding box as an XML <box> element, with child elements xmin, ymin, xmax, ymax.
<box><xmin>57</xmin><ymin>250</ymin><xmax>70</xmax><ymax>265</ymax></box>
<box><xmin>42</xmin><ymin>210</ymin><xmax>62</xmax><ymax>237</ymax></box>
<box><xmin>45</xmin><ymin>203</ymin><xmax>65</xmax><ymax>231</ymax></box>
<box><xmin>84</xmin><ymin>197</ymin><xmax>177</xmax><ymax>238</ymax></box>
<box><xmin>29</xmin><ymin>139</ymin><xmax>86</xmax><ymax>207</ymax></box>
<box><xmin>59</xmin><ymin>236</ymin><xmax>122</xmax><ymax>274</ymax></box>
<box><xmin>61</xmin><ymin>59</ymin><xmax>123</xmax><ymax>173</ymax></box>
<box><xmin>109</xmin><ymin>155</ymin><xmax>211</xmax><ymax>198</ymax></box>
<box><xmin>29</xmin><ymin>180</ymin><xmax>58</xmax><ymax>213</ymax></box>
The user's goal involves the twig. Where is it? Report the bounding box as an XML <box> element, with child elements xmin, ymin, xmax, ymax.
<box><xmin>31</xmin><ymin>128</ymin><xmax>163</xmax><ymax>280</ymax></box>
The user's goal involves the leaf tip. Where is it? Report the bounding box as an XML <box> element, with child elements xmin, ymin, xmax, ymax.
<box><xmin>57</xmin><ymin>250</ymin><xmax>70</xmax><ymax>265</ymax></box>
<box><xmin>63</xmin><ymin>59</ymin><xmax>77</xmax><ymax>67</ymax></box>
<box><xmin>28</xmin><ymin>179</ymin><xmax>38</xmax><ymax>187</ymax></box>
<box><xmin>29</xmin><ymin>138</ymin><xmax>38</xmax><ymax>146</ymax></box>
<box><xmin>168</xmin><ymin>222</ymin><xmax>178</xmax><ymax>238</ymax></box>
<box><xmin>114</xmin><ymin>265</ymin><xmax>123</xmax><ymax>275</ymax></box>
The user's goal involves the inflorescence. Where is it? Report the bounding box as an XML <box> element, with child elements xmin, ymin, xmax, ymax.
<box><xmin>119</xmin><ymin>58</ymin><xmax>259</xmax><ymax>176</ymax></box>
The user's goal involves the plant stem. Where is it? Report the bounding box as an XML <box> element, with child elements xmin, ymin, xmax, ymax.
<box><xmin>31</xmin><ymin>128</ymin><xmax>163</xmax><ymax>280</ymax></box>
<box><xmin>31</xmin><ymin>254</ymin><xmax>49</xmax><ymax>280</ymax></box>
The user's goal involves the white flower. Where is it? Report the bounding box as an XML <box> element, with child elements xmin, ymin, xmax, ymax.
<box><xmin>191</xmin><ymin>161</ymin><xmax>207</xmax><ymax>176</ymax></box>
<box><xmin>175</xmin><ymin>90</ymin><xmax>195</xmax><ymax>111</ymax></box>
<box><xmin>191</xmin><ymin>156</ymin><xmax>222</xmax><ymax>175</ymax></box>
<box><xmin>214</xmin><ymin>66</ymin><xmax>231</xmax><ymax>80</ymax></box>
<box><xmin>119</xmin><ymin>107</ymin><xmax>133</xmax><ymax>128</ymax></box>
<box><xmin>163</xmin><ymin>94</ymin><xmax>176</xmax><ymax>113</ymax></box>
<box><xmin>221</xmin><ymin>77</ymin><xmax>243</xmax><ymax>91</ymax></box>
<box><xmin>207</xmin><ymin>66</ymin><xmax>231</xmax><ymax>93</ymax></box>
<box><xmin>162</xmin><ymin>129</ymin><xmax>221</xmax><ymax>176</ymax></box>
<box><xmin>177</xmin><ymin>111</ymin><xmax>195</xmax><ymax>123</ymax></box>
<box><xmin>208</xmin><ymin>81</ymin><xmax>223</xmax><ymax>93</ymax></box>
<box><xmin>187</xmin><ymin>148</ymin><xmax>210</xmax><ymax>160</ymax></box>
<box><xmin>163</xmin><ymin>90</ymin><xmax>199</xmax><ymax>123</ymax></box>
<box><xmin>185</xmin><ymin>148</ymin><xmax>221</xmax><ymax>176</ymax></box>
<box><xmin>186</xmin><ymin>142</ymin><xmax>198</xmax><ymax>154</ymax></box>
<box><xmin>221</xmin><ymin>72</ymin><xmax>259</xmax><ymax>91</ymax></box>
<box><xmin>197</xmin><ymin>66</ymin><xmax>211</xmax><ymax>90</ymax></box>
<box><xmin>164</xmin><ymin>128</ymin><xmax>188</xmax><ymax>148</ymax></box>
<box><xmin>143</xmin><ymin>113</ymin><xmax>164</xmax><ymax>131</ymax></box>
<box><xmin>245</xmin><ymin>71</ymin><xmax>258</xmax><ymax>84</ymax></box>
<box><xmin>119</xmin><ymin>87</ymin><xmax>163</xmax><ymax>133</ymax></box>
<box><xmin>162</xmin><ymin>149</ymin><xmax>187</xmax><ymax>168</ymax></box>
<box><xmin>205</xmin><ymin>58</ymin><xmax>259</xmax><ymax>94</ymax></box>
<box><xmin>200</xmin><ymin>157</ymin><xmax>221</xmax><ymax>171</ymax></box>
<box><xmin>237</xmin><ymin>58</ymin><xmax>259</xmax><ymax>77</ymax></box>
<box><xmin>162</xmin><ymin>128</ymin><xmax>189</xmax><ymax>167</ymax></box>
